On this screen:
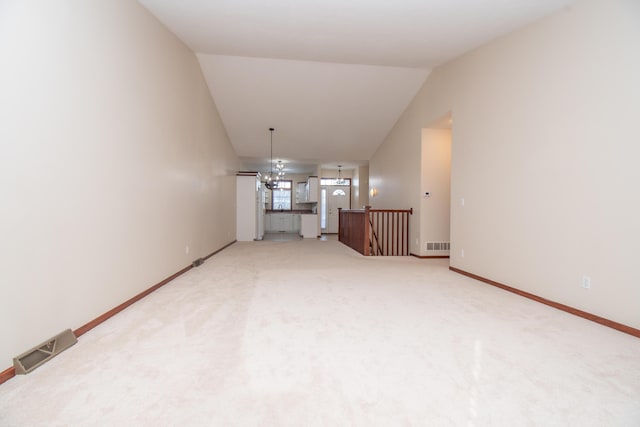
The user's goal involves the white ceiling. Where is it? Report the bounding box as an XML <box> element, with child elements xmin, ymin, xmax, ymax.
<box><xmin>197</xmin><ymin>54</ymin><xmax>429</xmax><ymax>171</ymax></box>
<box><xmin>138</xmin><ymin>0</ymin><xmax>574</xmax><ymax>173</ymax></box>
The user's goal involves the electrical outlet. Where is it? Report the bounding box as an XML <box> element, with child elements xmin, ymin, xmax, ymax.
<box><xmin>185</xmin><ymin>245</ymin><xmax>189</xmax><ymax>254</ymax></box>
<box><xmin>581</xmin><ymin>276</ymin><xmax>591</xmax><ymax>289</ymax></box>
<box><xmin>461</xmin><ymin>249</ymin><xmax>465</xmax><ymax>258</ymax></box>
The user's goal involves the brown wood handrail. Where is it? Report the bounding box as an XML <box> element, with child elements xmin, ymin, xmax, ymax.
<box><xmin>339</xmin><ymin>208</ymin><xmax>413</xmax><ymax>213</ymax></box>
<box><xmin>370</xmin><ymin>209</ymin><xmax>414</xmax><ymax>213</ymax></box>
<box><xmin>339</xmin><ymin>206</ymin><xmax>412</xmax><ymax>256</ymax></box>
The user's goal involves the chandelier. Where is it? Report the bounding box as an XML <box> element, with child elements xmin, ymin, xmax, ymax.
<box><xmin>276</xmin><ymin>160</ymin><xmax>285</xmax><ymax>179</ymax></box>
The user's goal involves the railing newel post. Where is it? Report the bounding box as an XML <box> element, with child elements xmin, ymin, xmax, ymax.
<box><xmin>338</xmin><ymin>207</ymin><xmax>343</xmax><ymax>243</ymax></box>
<box><xmin>364</xmin><ymin>205</ymin><xmax>371</xmax><ymax>256</ymax></box>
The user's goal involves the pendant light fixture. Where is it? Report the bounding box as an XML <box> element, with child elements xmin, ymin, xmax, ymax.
<box><xmin>265</xmin><ymin>127</ymin><xmax>278</xmax><ymax>190</ymax></box>
<box><xmin>336</xmin><ymin>165</ymin><xmax>346</xmax><ymax>185</ymax></box>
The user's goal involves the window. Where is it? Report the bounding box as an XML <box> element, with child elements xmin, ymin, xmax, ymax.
<box><xmin>271</xmin><ymin>180</ymin><xmax>292</xmax><ymax>210</ymax></box>
<box><xmin>332</xmin><ymin>189</ymin><xmax>346</xmax><ymax>196</ymax></box>
<box><xmin>320</xmin><ymin>188</ymin><xmax>327</xmax><ymax>230</ymax></box>
<box><xmin>320</xmin><ymin>178</ymin><xmax>351</xmax><ymax>186</ymax></box>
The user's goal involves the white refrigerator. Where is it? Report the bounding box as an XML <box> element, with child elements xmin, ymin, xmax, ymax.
<box><xmin>236</xmin><ymin>173</ymin><xmax>265</xmax><ymax>241</ymax></box>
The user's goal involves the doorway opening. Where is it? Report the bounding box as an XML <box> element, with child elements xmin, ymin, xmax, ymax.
<box><xmin>420</xmin><ymin>112</ymin><xmax>452</xmax><ymax>257</ymax></box>
<box><xmin>320</xmin><ymin>178</ymin><xmax>351</xmax><ymax>234</ymax></box>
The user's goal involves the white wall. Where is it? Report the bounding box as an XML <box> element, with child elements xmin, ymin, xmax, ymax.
<box><xmin>0</xmin><ymin>1</ymin><xmax>240</xmax><ymax>366</ymax></box>
<box><xmin>351</xmin><ymin>165</ymin><xmax>370</xmax><ymax>209</ymax></box>
<box><xmin>370</xmin><ymin>0</ymin><xmax>640</xmax><ymax>328</ymax></box>
<box><xmin>420</xmin><ymin>128</ymin><xmax>451</xmax><ymax>256</ymax></box>
<box><xmin>369</xmin><ymin>111</ymin><xmax>423</xmax><ymax>254</ymax></box>
<box><xmin>352</xmin><ymin>167</ymin><xmax>361</xmax><ymax>208</ymax></box>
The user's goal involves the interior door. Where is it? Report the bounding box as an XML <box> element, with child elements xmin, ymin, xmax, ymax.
<box><xmin>326</xmin><ymin>187</ymin><xmax>350</xmax><ymax>233</ymax></box>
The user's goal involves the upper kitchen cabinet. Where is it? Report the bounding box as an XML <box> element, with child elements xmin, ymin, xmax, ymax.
<box><xmin>305</xmin><ymin>177</ymin><xmax>318</xmax><ymax>203</ymax></box>
<box><xmin>295</xmin><ymin>182</ymin><xmax>307</xmax><ymax>204</ymax></box>
<box><xmin>295</xmin><ymin>176</ymin><xmax>318</xmax><ymax>203</ymax></box>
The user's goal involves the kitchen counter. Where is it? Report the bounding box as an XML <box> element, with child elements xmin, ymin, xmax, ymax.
<box><xmin>300</xmin><ymin>214</ymin><xmax>318</xmax><ymax>238</ymax></box>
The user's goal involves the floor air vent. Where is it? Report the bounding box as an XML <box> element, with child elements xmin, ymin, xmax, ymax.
<box><xmin>14</xmin><ymin>329</ymin><xmax>77</xmax><ymax>374</ymax></box>
<box><xmin>426</xmin><ymin>242</ymin><xmax>450</xmax><ymax>251</ymax></box>
<box><xmin>192</xmin><ymin>257</ymin><xmax>204</xmax><ymax>267</ymax></box>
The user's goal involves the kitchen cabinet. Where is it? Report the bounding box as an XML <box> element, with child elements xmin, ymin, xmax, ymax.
<box><xmin>274</xmin><ymin>214</ymin><xmax>292</xmax><ymax>232</ymax></box>
<box><xmin>293</xmin><ymin>214</ymin><xmax>301</xmax><ymax>231</ymax></box>
<box><xmin>295</xmin><ymin>182</ymin><xmax>306</xmax><ymax>204</ymax></box>
<box><xmin>265</xmin><ymin>213</ymin><xmax>301</xmax><ymax>233</ymax></box>
<box><xmin>300</xmin><ymin>214</ymin><xmax>318</xmax><ymax>238</ymax></box>
<box><xmin>294</xmin><ymin>177</ymin><xmax>318</xmax><ymax>204</ymax></box>
<box><xmin>305</xmin><ymin>177</ymin><xmax>318</xmax><ymax>203</ymax></box>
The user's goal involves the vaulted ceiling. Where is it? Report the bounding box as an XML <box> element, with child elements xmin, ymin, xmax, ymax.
<box><xmin>138</xmin><ymin>0</ymin><xmax>574</xmax><ymax>173</ymax></box>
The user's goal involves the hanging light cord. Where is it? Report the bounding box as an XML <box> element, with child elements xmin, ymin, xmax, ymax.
<box><xmin>269</xmin><ymin>127</ymin><xmax>274</xmax><ymax>181</ymax></box>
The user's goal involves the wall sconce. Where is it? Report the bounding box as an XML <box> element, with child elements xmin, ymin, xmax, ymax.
<box><xmin>369</xmin><ymin>187</ymin><xmax>378</xmax><ymax>198</ymax></box>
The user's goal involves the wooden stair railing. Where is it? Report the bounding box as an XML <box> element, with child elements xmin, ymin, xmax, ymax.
<box><xmin>338</xmin><ymin>206</ymin><xmax>370</xmax><ymax>255</ymax></box>
<box><xmin>339</xmin><ymin>206</ymin><xmax>412</xmax><ymax>256</ymax></box>
<box><xmin>368</xmin><ymin>208</ymin><xmax>413</xmax><ymax>256</ymax></box>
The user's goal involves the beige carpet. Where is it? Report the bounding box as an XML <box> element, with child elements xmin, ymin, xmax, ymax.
<box><xmin>1</xmin><ymin>238</ymin><xmax>639</xmax><ymax>426</ymax></box>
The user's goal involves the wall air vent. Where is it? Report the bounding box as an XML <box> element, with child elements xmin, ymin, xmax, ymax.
<box><xmin>426</xmin><ymin>242</ymin><xmax>450</xmax><ymax>251</ymax></box>
<box><xmin>14</xmin><ymin>329</ymin><xmax>77</xmax><ymax>374</ymax></box>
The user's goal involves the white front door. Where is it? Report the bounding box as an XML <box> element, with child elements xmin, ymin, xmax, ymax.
<box><xmin>326</xmin><ymin>186</ymin><xmax>350</xmax><ymax>233</ymax></box>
